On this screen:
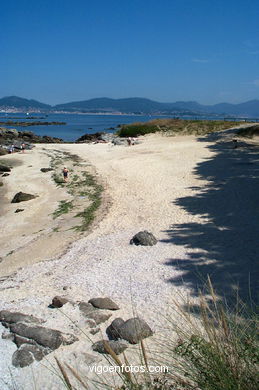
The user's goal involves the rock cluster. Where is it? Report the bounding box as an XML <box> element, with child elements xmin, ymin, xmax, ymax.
<box><xmin>0</xmin><ymin>296</ymin><xmax>154</xmax><ymax>367</ymax></box>
<box><xmin>0</xmin><ymin>127</ymin><xmax>64</xmax><ymax>153</ymax></box>
<box><xmin>0</xmin><ymin>310</ymin><xmax>78</xmax><ymax>368</ymax></box>
<box><xmin>75</xmin><ymin>131</ymin><xmax>141</xmax><ymax>146</ymax></box>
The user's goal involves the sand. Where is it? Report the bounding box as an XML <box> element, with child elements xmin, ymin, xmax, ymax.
<box><xmin>0</xmin><ymin>129</ymin><xmax>258</xmax><ymax>389</ymax></box>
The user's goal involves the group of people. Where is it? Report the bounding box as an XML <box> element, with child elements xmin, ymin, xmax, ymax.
<box><xmin>127</xmin><ymin>137</ymin><xmax>136</xmax><ymax>146</ymax></box>
<box><xmin>8</xmin><ymin>143</ymin><xmax>26</xmax><ymax>153</ymax></box>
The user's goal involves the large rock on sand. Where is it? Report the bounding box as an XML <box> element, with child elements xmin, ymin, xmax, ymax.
<box><xmin>0</xmin><ymin>164</ymin><xmax>11</xmax><ymax>172</ymax></box>
<box><xmin>107</xmin><ymin>317</ymin><xmax>153</xmax><ymax>344</ymax></box>
<box><xmin>9</xmin><ymin>323</ymin><xmax>78</xmax><ymax>350</ymax></box>
<box><xmin>0</xmin><ymin>310</ymin><xmax>44</xmax><ymax>325</ymax></box>
<box><xmin>12</xmin><ymin>344</ymin><xmax>48</xmax><ymax>367</ymax></box>
<box><xmin>11</xmin><ymin>192</ymin><xmax>37</xmax><ymax>203</ymax></box>
<box><xmin>88</xmin><ymin>297</ymin><xmax>119</xmax><ymax>310</ymax></box>
<box><xmin>130</xmin><ymin>231</ymin><xmax>157</xmax><ymax>246</ymax></box>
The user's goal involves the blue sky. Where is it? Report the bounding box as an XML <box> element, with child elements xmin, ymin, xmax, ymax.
<box><xmin>1</xmin><ymin>0</ymin><xmax>259</xmax><ymax>105</ymax></box>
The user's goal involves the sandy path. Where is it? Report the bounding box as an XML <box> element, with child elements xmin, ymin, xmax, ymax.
<box><xmin>0</xmin><ymin>134</ymin><xmax>213</xmax><ymax>307</ymax></box>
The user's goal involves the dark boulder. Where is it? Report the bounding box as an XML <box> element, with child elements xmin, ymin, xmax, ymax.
<box><xmin>106</xmin><ymin>318</ymin><xmax>125</xmax><ymax>340</ymax></box>
<box><xmin>12</xmin><ymin>344</ymin><xmax>48</xmax><ymax>367</ymax></box>
<box><xmin>2</xmin><ymin>173</ymin><xmax>10</xmax><ymax>177</ymax></box>
<box><xmin>15</xmin><ymin>208</ymin><xmax>24</xmax><ymax>213</ymax></box>
<box><xmin>92</xmin><ymin>340</ymin><xmax>128</xmax><ymax>355</ymax></box>
<box><xmin>12</xmin><ymin>347</ymin><xmax>34</xmax><ymax>368</ymax></box>
<box><xmin>130</xmin><ymin>231</ymin><xmax>157</xmax><ymax>246</ymax></box>
<box><xmin>50</xmin><ymin>296</ymin><xmax>69</xmax><ymax>308</ymax></box>
<box><xmin>0</xmin><ymin>164</ymin><xmax>11</xmax><ymax>172</ymax></box>
<box><xmin>113</xmin><ymin>317</ymin><xmax>153</xmax><ymax>344</ymax></box>
<box><xmin>40</xmin><ymin>167</ymin><xmax>53</xmax><ymax>173</ymax></box>
<box><xmin>88</xmin><ymin>297</ymin><xmax>119</xmax><ymax>310</ymax></box>
<box><xmin>11</xmin><ymin>192</ymin><xmax>37</xmax><ymax>203</ymax></box>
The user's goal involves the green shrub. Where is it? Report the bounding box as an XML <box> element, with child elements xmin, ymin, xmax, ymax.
<box><xmin>117</xmin><ymin>123</ymin><xmax>159</xmax><ymax>137</ymax></box>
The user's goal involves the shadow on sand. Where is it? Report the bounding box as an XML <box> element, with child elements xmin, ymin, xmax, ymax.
<box><xmin>162</xmin><ymin>132</ymin><xmax>259</xmax><ymax>308</ymax></box>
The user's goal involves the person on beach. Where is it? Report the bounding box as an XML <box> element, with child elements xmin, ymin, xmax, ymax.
<box><xmin>62</xmin><ymin>167</ymin><xmax>69</xmax><ymax>182</ymax></box>
<box><xmin>21</xmin><ymin>143</ymin><xmax>25</xmax><ymax>153</ymax></box>
<box><xmin>127</xmin><ymin>137</ymin><xmax>132</xmax><ymax>146</ymax></box>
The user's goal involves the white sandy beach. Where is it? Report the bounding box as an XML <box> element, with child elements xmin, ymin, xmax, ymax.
<box><xmin>0</xmin><ymin>129</ymin><xmax>258</xmax><ymax>389</ymax></box>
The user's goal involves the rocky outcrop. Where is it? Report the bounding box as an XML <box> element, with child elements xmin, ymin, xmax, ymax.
<box><xmin>130</xmin><ymin>231</ymin><xmax>157</xmax><ymax>246</ymax></box>
<box><xmin>0</xmin><ymin>127</ymin><xmax>64</xmax><ymax>151</ymax></box>
<box><xmin>76</xmin><ymin>132</ymin><xmax>105</xmax><ymax>143</ymax></box>
<box><xmin>11</xmin><ymin>192</ymin><xmax>37</xmax><ymax>203</ymax></box>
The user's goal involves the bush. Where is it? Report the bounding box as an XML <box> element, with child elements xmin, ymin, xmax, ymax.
<box><xmin>116</xmin><ymin>123</ymin><xmax>159</xmax><ymax>137</ymax></box>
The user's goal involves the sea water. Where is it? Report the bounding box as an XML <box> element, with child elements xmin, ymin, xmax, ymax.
<box><xmin>0</xmin><ymin>113</ymin><xmax>166</xmax><ymax>141</ymax></box>
<box><xmin>0</xmin><ymin>112</ymin><xmax>243</xmax><ymax>142</ymax></box>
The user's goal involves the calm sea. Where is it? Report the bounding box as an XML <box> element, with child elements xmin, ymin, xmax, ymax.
<box><xmin>0</xmin><ymin>112</ymin><xmax>242</xmax><ymax>141</ymax></box>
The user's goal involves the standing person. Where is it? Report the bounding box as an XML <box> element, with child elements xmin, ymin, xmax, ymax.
<box><xmin>62</xmin><ymin>167</ymin><xmax>69</xmax><ymax>182</ymax></box>
<box><xmin>127</xmin><ymin>137</ymin><xmax>132</xmax><ymax>146</ymax></box>
<box><xmin>21</xmin><ymin>143</ymin><xmax>25</xmax><ymax>153</ymax></box>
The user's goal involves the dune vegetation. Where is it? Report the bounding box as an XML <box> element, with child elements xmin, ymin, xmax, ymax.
<box><xmin>117</xmin><ymin>119</ymin><xmax>247</xmax><ymax>137</ymax></box>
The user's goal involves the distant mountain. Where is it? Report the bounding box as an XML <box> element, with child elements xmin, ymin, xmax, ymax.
<box><xmin>1</xmin><ymin>95</ymin><xmax>259</xmax><ymax>117</ymax></box>
<box><xmin>54</xmin><ymin>97</ymin><xmax>259</xmax><ymax>117</ymax></box>
<box><xmin>54</xmin><ymin>97</ymin><xmax>202</xmax><ymax>115</ymax></box>
<box><xmin>207</xmin><ymin>100</ymin><xmax>259</xmax><ymax>118</ymax></box>
<box><xmin>0</xmin><ymin>96</ymin><xmax>51</xmax><ymax>110</ymax></box>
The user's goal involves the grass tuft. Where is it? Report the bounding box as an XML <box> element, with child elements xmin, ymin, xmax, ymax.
<box><xmin>53</xmin><ymin>200</ymin><xmax>74</xmax><ymax>219</ymax></box>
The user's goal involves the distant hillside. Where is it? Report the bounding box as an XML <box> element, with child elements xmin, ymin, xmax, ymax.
<box><xmin>0</xmin><ymin>96</ymin><xmax>51</xmax><ymax>110</ymax></box>
<box><xmin>54</xmin><ymin>97</ymin><xmax>205</xmax><ymax>115</ymax></box>
<box><xmin>54</xmin><ymin>97</ymin><xmax>259</xmax><ymax>117</ymax></box>
<box><xmin>54</xmin><ymin>98</ymin><xmax>193</xmax><ymax>114</ymax></box>
<box><xmin>1</xmin><ymin>95</ymin><xmax>259</xmax><ymax>117</ymax></box>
